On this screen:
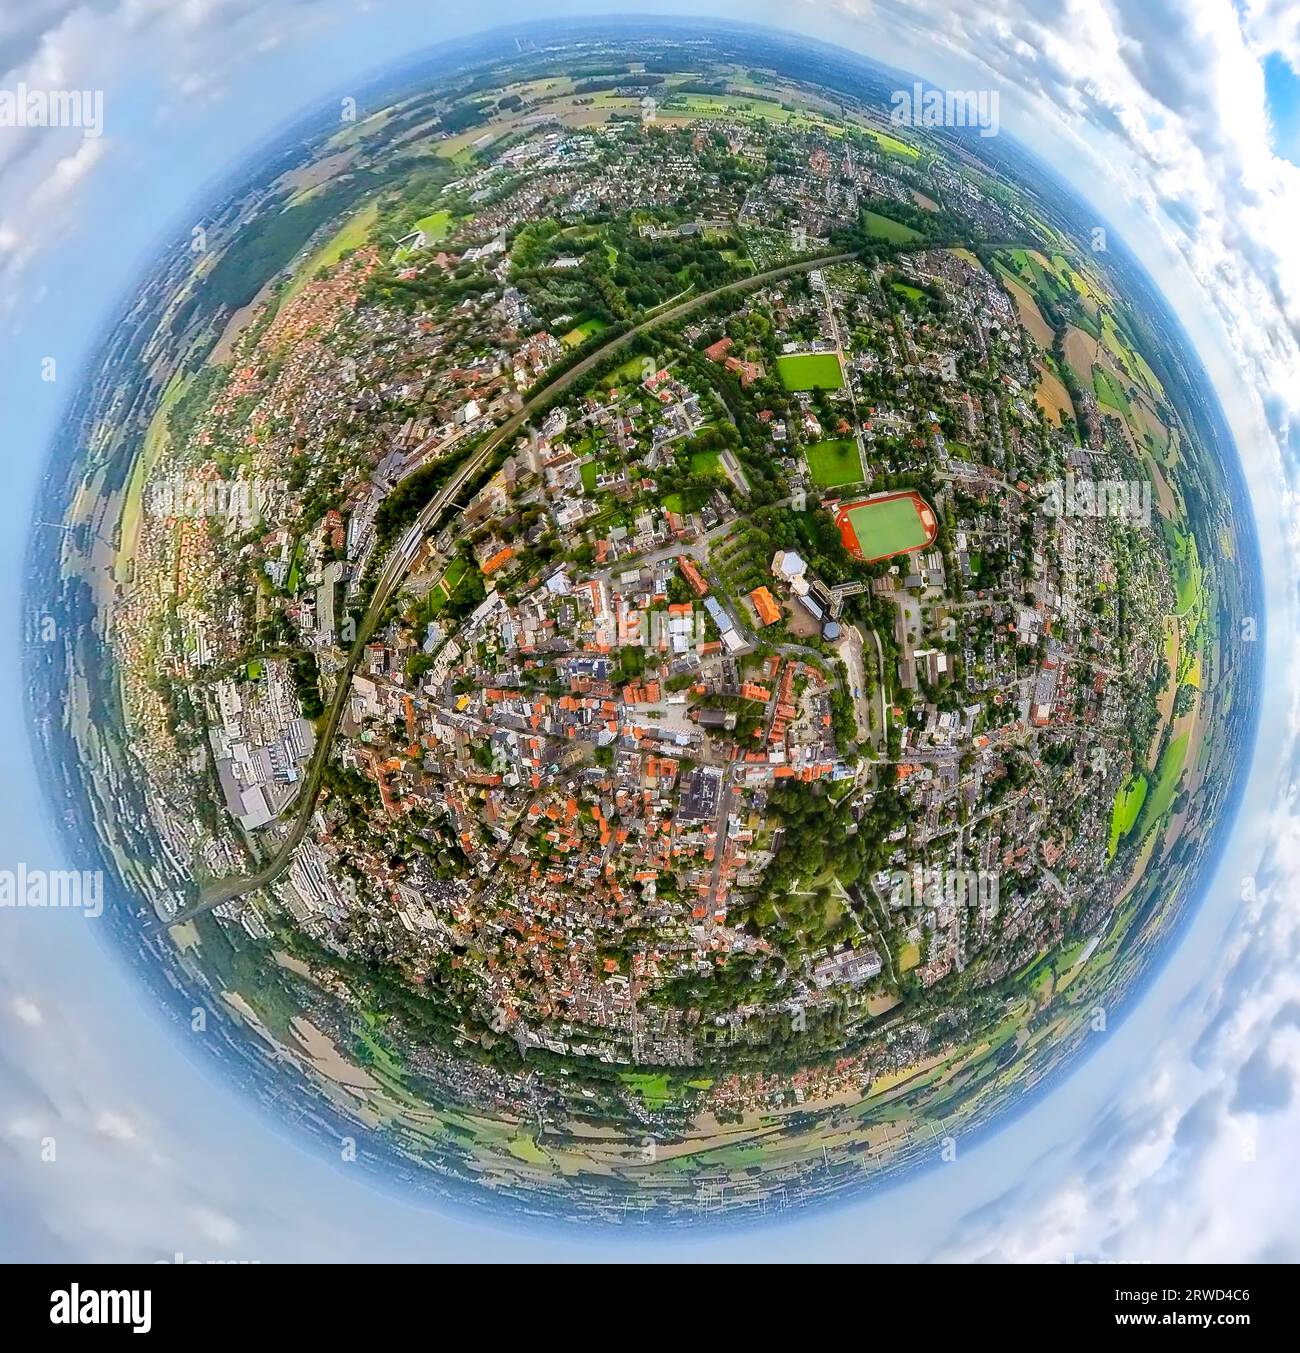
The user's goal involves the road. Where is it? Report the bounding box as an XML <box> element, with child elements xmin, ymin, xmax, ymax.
<box><xmin>867</xmin><ymin>625</ymin><xmax>889</xmax><ymax>743</ymax></box>
<box><xmin>171</xmin><ymin>249</ymin><xmax>863</xmax><ymax>923</ymax></box>
<box><xmin>837</xmin><ymin>622</ymin><xmax>873</xmax><ymax>743</ymax></box>
<box><xmin>703</xmin><ymin>770</ymin><xmax>735</xmax><ymax>918</ymax></box>
<box><xmin>815</xmin><ymin>261</ymin><xmax>869</xmax><ymax>477</ymax></box>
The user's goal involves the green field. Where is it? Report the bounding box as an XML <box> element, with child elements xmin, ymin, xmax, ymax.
<box><xmin>660</xmin><ymin>92</ymin><xmax>834</xmax><ymax>133</ymax></box>
<box><xmin>890</xmin><ymin>281</ymin><xmax>928</xmax><ymax>303</ymax></box>
<box><xmin>689</xmin><ymin>449</ymin><xmax>723</xmax><ymax>476</ymax></box>
<box><xmin>664</xmin><ymin>487</ymin><xmax>707</xmax><ymax>515</ymax></box>
<box><xmin>776</xmin><ymin>351</ymin><xmax>844</xmax><ymax>391</ymax></box>
<box><xmin>1007</xmin><ymin>248</ymin><xmax>1068</xmax><ymax>301</ymax></box>
<box><xmin>1164</xmin><ymin>521</ymin><xmax>1204</xmax><ymax>619</ymax></box>
<box><xmin>805</xmin><ymin>438</ymin><xmax>864</xmax><ymax>488</ymax></box>
<box><xmin>1093</xmin><ymin>365</ymin><xmax>1132</xmax><ymax>417</ymax></box>
<box><xmin>621</xmin><ymin>1071</ymin><xmax>673</xmax><ymax>1110</ymax></box>
<box><xmin>420</xmin><ymin>555</ymin><xmax>471</xmax><ymax>619</ymax></box>
<box><xmin>841</xmin><ymin>494</ymin><xmax>932</xmax><ymax>560</ymax></box>
<box><xmin>285</xmin><ymin>537</ymin><xmax>305</xmax><ymax>593</ymax></box>
<box><xmin>862</xmin><ymin>126</ymin><xmax>920</xmax><ymax>159</ymax></box>
<box><xmin>411</xmin><ymin>209</ymin><xmax>453</xmax><ymax>241</ymax></box>
<box><xmin>506</xmin><ymin>1134</ymin><xmax>549</xmax><ymax>1165</ymax></box>
<box><xmin>283</xmin><ymin>200</ymin><xmax>378</xmax><ymax>304</ymax></box>
<box><xmin>1108</xmin><ymin>774</ymin><xmax>1148</xmax><ymax>857</ymax></box>
<box><xmin>1140</xmin><ymin>731</ymin><xmax>1190</xmax><ymax>836</ymax></box>
<box><xmin>611</xmin><ymin>354</ymin><xmax>650</xmax><ymax>387</ymax></box>
<box><xmin>862</xmin><ymin>209</ymin><xmax>922</xmax><ymax>244</ymax></box>
<box><xmin>562</xmin><ymin>316</ymin><xmax>607</xmax><ymax>348</ymax></box>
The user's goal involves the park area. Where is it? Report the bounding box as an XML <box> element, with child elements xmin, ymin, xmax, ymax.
<box><xmin>835</xmin><ymin>491</ymin><xmax>937</xmax><ymax>562</ymax></box>
<box><xmin>776</xmin><ymin>351</ymin><xmax>844</xmax><ymax>391</ymax></box>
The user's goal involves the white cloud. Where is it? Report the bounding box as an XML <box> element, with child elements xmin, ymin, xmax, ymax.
<box><xmin>10</xmin><ymin>995</ymin><xmax>43</xmax><ymax>1026</ymax></box>
<box><xmin>95</xmin><ymin>1109</ymin><xmax>138</xmax><ymax>1143</ymax></box>
<box><xmin>1242</xmin><ymin>0</ymin><xmax>1300</xmax><ymax>71</ymax></box>
<box><xmin>0</xmin><ymin>0</ymin><xmax>357</xmax><ymax>293</ymax></box>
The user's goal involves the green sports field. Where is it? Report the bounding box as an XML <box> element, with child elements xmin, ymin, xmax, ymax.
<box><xmin>837</xmin><ymin>493</ymin><xmax>934</xmax><ymax>561</ymax></box>
<box><xmin>776</xmin><ymin>351</ymin><xmax>844</xmax><ymax>391</ymax></box>
<box><xmin>805</xmin><ymin>438</ymin><xmax>864</xmax><ymax>488</ymax></box>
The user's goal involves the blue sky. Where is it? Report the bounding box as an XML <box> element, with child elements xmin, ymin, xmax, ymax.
<box><xmin>1265</xmin><ymin>51</ymin><xmax>1300</xmax><ymax>163</ymax></box>
<box><xmin>3</xmin><ymin>0</ymin><xmax>1300</xmax><ymax>1263</ymax></box>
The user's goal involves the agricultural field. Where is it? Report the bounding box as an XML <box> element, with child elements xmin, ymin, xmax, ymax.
<box><xmin>862</xmin><ymin>126</ymin><xmax>921</xmax><ymax>158</ymax></box>
<box><xmin>658</xmin><ymin>91</ymin><xmax>837</xmax><ymax>134</ymax></box>
<box><xmin>997</xmin><ymin>271</ymin><xmax>1055</xmax><ymax>349</ymax></box>
<box><xmin>1034</xmin><ymin>360</ymin><xmax>1075</xmax><ymax>428</ymax></box>
<box><xmin>115</xmin><ymin>369</ymin><xmax>191</xmax><ymax>584</ymax></box>
<box><xmin>998</xmin><ymin>248</ymin><xmax>1083</xmax><ymax>315</ymax></box>
<box><xmin>1140</xmin><ymin>730</ymin><xmax>1191</xmax><ymax>838</ymax></box>
<box><xmin>1093</xmin><ymin>364</ymin><xmax>1133</xmax><ymax>418</ymax></box>
<box><xmin>1108</xmin><ymin>774</ymin><xmax>1148</xmax><ymax>858</ymax></box>
<box><xmin>1164</xmin><ymin>520</ymin><xmax>1205</xmax><ymax>621</ymax></box>
<box><xmin>435</xmin><ymin>125</ymin><xmax>501</xmax><ymax>162</ymax></box>
<box><xmin>776</xmin><ymin>351</ymin><xmax>844</xmax><ymax>391</ymax></box>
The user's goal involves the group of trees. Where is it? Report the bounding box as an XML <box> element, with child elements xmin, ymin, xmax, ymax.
<box><xmin>289</xmin><ymin>650</ymin><xmax>325</xmax><ymax>719</ymax></box>
<box><xmin>607</xmin><ymin>224</ymin><xmax>738</xmax><ymax>312</ymax></box>
<box><xmin>372</xmin><ymin>441</ymin><xmax>475</xmax><ymax>552</ymax></box>
<box><xmin>695</xmin><ymin>780</ymin><xmax>900</xmax><ymax>1007</ymax></box>
<box><xmin>833</xmin><ymin>198</ymin><xmax>964</xmax><ymax>263</ymax></box>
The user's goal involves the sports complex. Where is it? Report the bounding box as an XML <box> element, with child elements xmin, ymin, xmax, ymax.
<box><xmin>834</xmin><ymin>490</ymin><xmax>938</xmax><ymax>563</ymax></box>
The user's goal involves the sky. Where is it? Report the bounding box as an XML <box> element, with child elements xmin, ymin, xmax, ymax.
<box><xmin>3</xmin><ymin>0</ymin><xmax>1300</xmax><ymax>1263</ymax></box>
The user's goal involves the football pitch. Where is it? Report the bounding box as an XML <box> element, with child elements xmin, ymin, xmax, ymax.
<box><xmin>837</xmin><ymin>492</ymin><xmax>936</xmax><ymax>562</ymax></box>
<box><xmin>776</xmin><ymin>351</ymin><xmax>844</xmax><ymax>391</ymax></box>
<box><xmin>805</xmin><ymin>438</ymin><xmax>864</xmax><ymax>488</ymax></box>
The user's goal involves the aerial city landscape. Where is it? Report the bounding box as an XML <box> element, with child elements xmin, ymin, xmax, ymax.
<box><xmin>26</xmin><ymin>21</ymin><xmax>1260</xmax><ymax>1223</ymax></box>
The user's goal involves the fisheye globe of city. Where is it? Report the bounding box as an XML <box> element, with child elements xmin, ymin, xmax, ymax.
<box><xmin>30</xmin><ymin>22</ymin><xmax>1258</xmax><ymax>1224</ymax></box>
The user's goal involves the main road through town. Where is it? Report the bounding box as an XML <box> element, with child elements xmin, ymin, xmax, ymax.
<box><xmin>169</xmin><ymin>249</ymin><xmax>861</xmax><ymax>924</ymax></box>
